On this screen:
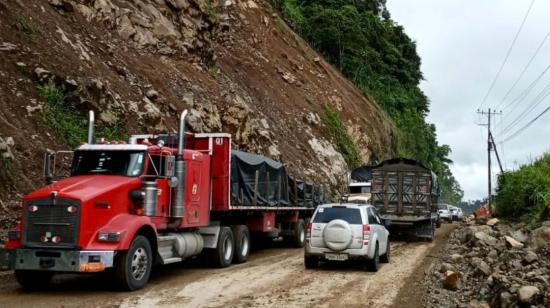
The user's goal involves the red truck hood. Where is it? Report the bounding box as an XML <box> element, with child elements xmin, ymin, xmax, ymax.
<box><xmin>25</xmin><ymin>175</ymin><xmax>141</xmax><ymax>202</ymax></box>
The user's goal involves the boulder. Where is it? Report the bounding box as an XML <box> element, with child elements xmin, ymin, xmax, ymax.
<box><xmin>145</xmin><ymin>89</ymin><xmax>159</xmax><ymax>99</ymax></box>
<box><xmin>486</xmin><ymin>218</ymin><xmax>499</xmax><ymax>226</ymax></box>
<box><xmin>528</xmin><ymin>226</ymin><xmax>550</xmax><ymax>249</ymax></box>
<box><xmin>510</xmin><ymin>230</ymin><xmax>528</xmax><ymax>243</ymax></box>
<box><xmin>517</xmin><ymin>285</ymin><xmax>539</xmax><ymax>304</ymax></box>
<box><xmin>500</xmin><ymin>292</ymin><xmax>514</xmax><ymax>307</ymax></box>
<box><xmin>471</xmin><ymin>257</ymin><xmax>492</xmax><ymax>276</ymax></box>
<box><xmin>439</xmin><ymin>262</ymin><xmax>456</xmax><ymax>273</ymax></box>
<box><xmin>450</xmin><ymin>253</ymin><xmax>464</xmax><ymax>263</ymax></box>
<box><xmin>523</xmin><ymin>251</ymin><xmax>538</xmax><ymax>264</ymax></box>
<box><xmin>165</xmin><ymin>0</ymin><xmax>190</xmax><ymax>10</ymax></box>
<box><xmin>442</xmin><ymin>270</ymin><xmax>460</xmax><ymax>291</ymax></box>
<box><xmin>474</xmin><ymin>231</ymin><xmax>498</xmax><ymax>246</ymax></box>
<box><xmin>504</xmin><ymin>236</ymin><xmax>524</xmax><ymax>249</ymax></box>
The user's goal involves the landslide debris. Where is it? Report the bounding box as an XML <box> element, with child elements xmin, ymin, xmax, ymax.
<box><xmin>422</xmin><ymin>219</ymin><xmax>550</xmax><ymax>308</ymax></box>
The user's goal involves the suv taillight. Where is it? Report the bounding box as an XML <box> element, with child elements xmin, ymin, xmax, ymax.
<box><xmin>363</xmin><ymin>224</ymin><xmax>371</xmax><ymax>244</ymax></box>
<box><xmin>305</xmin><ymin>223</ymin><xmax>312</xmax><ymax>243</ymax></box>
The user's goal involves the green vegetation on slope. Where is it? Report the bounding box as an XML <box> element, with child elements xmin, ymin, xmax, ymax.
<box><xmin>276</xmin><ymin>0</ymin><xmax>463</xmax><ymax>204</ymax></box>
<box><xmin>37</xmin><ymin>84</ymin><xmax>126</xmax><ymax>147</ymax></box>
<box><xmin>496</xmin><ymin>154</ymin><xmax>550</xmax><ymax>227</ymax></box>
<box><xmin>323</xmin><ymin>106</ymin><xmax>360</xmax><ymax>169</ymax></box>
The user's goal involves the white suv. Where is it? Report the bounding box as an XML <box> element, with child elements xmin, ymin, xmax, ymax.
<box><xmin>304</xmin><ymin>203</ymin><xmax>390</xmax><ymax>271</ymax></box>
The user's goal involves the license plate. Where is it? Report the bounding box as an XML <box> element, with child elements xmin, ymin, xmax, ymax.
<box><xmin>325</xmin><ymin>253</ymin><xmax>348</xmax><ymax>261</ymax></box>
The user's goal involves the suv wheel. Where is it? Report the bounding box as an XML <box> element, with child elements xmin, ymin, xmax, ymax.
<box><xmin>380</xmin><ymin>239</ymin><xmax>390</xmax><ymax>263</ymax></box>
<box><xmin>367</xmin><ymin>243</ymin><xmax>380</xmax><ymax>272</ymax></box>
<box><xmin>304</xmin><ymin>255</ymin><xmax>319</xmax><ymax>269</ymax></box>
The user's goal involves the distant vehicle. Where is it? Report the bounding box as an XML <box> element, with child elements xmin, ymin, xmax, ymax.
<box><xmin>304</xmin><ymin>203</ymin><xmax>390</xmax><ymax>272</ymax></box>
<box><xmin>449</xmin><ymin>206</ymin><xmax>463</xmax><ymax>221</ymax></box>
<box><xmin>371</xmin><ymin>158</ymin><xmax>439</xmax><ymax>241</ymax></box>
<box><xmin>347</xmin><ymin>165</ymin><xmax>373</xmax><ymax>203</ymax></box>
<box><xmin>438</xmin><ymin>204</ymin><xmax>452</xmax><ymax>222</ymax></box>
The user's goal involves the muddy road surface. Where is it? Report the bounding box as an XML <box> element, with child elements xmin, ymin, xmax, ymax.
<box><xmin>0</xmin><ymin>224</ymin><xmax>456</xmax><ymax>308</ymax></box>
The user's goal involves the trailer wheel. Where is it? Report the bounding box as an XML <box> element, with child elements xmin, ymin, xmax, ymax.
<box><xmin>290</xmin><ymin>219</ymin><xmax>306</xmax><ymax>248</ymax></box>
<box><xmin>209</xmin><ymin>226</ymin><xmax>234</xmax><ymax>268</ymax></box>
<box><xmin>232</xmin><ymin>225</ymin><xmax>250</xmax><ymax>264</ymax></box>
<box><xmin>114</xmin><ymin>235</ymin><xmax>153</xmax><ymax>291</ymax></box>
<box><xmin>367</xmin><ymin>242</ymin><xmax>380</xmax><ymax>272</ymax></box>
<box><xmin>15</xmin><ymin>270</ymin><xmax>54</xmax><ymax>290</ymax></box>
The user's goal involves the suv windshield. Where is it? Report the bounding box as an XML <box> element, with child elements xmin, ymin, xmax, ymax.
<box><xmin>71</xmin><ymin>150</ymin><xmax>145</xmax><ymax>177</ymax></box>
<box><xmin>437</xmin><ymin>204</ymin><xmax>447</xmax><ymax>210</ymax></box>
<box><xmin>313</xmin><ymin>207</ymin><xmax>362</xmax><ymax>224</ymax></box>
<box><xmin>349</xmin><ymin>186</ymin><xmax>371</xmax><ymax>194</ymax></box>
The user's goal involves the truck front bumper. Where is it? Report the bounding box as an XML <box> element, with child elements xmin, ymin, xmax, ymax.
<box><xmin>0</xmin><ymin>248</ymin><xmax>114</xmax><ymax>272</ymax></box>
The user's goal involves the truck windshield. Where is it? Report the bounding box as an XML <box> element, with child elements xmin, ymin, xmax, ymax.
<box><xmin>349</xmin><ymin>186</ymin><xmax>371</xmax><ymax>194</ymax></box>
<box><xmin>313</xmin><ymin>207</ymin><xmax>362</xmax><ymax>224</ymax></box>
<box><xmin>71</xmin><ymin>150</ymin><xmax>145</xmax><ymax>177</ymax></box>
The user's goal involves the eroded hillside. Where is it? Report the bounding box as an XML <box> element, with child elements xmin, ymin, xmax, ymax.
<box><xmin>0</xmin><ymin>0</ymin><xmax>396</xmax><ymax>235</ymax></box>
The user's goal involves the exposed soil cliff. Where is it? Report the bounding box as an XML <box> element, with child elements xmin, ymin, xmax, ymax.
<box><xmin>0</xmin><ymin>0</ymin><xmax>396</xmax><ymax>236</ymax></box>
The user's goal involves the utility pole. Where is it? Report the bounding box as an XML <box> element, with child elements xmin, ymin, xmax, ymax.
<box><xmin>477</xmin><ymin>108</ymin><xmax>502</xmax><ymax>214</ymax></box>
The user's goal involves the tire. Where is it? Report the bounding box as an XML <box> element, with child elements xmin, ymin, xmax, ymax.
<box><xmin>304</xmin><ymin>255</ymin><xmax>319</xmax><ymax>269</ymax></box>
<box><xmin>380</xmin><ymin>239</ymin><xmax>390</xmax><ymax>263</ymax></box>
<box><xmin>367</xmin><ymin>243</ymin><xmax>380</xmax><ymax>272</ymax></box>
<box><xmin>15</xmin><ymin>270</ymin><xmax>54</xmax><ymax>290</ymax></box>
<box><xmin>208</xmin><ymin>226</ymin><xmax>234</xmax><ymax>268</ymax></box>
<box><xmin>232</xmin><ymin>225</ymin><xmax>250</xmax><ymax>264</ymax></box>
<box><xmin>114</xmin><ymin>235</ymin><xmax>153</xmax><ymax>291</ymax></box>
<box><xmin>290</xmin><ymin>219</ymin><xmax>306</xmax><ymax>248</ymax></box>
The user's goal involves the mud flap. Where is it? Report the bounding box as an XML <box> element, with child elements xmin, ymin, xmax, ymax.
<box><xmin>415</xmin><ymin>220</ymin><xmax>434</xmax><ymax>239</ymax></box>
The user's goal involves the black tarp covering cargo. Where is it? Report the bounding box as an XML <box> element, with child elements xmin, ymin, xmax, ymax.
<box><xmin>230</xmin><ymin>150</ymin><xmax>323</xmax><ymax>207</ymax></box>
<box><xmin>350</xmin><ymin>165</ymin><xmax>373</xmax><ymax>182</ymax></box>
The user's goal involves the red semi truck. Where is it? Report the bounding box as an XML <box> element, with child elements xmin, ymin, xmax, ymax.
<box><xmin>0</xmin><ymin>111</ymin><xmax>321</xmax><ymax>290</ymax></box>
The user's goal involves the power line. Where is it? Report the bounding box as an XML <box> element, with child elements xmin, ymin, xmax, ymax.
<box><xmin>497</xmin><ymin>29</ymin><xmax>550</xmax><ymax>107</ymax></box>
<box><xmin>499</xmin><ymin>62</ymin><xmax>550</xmax><ymax>114</ymax></box>
<box><xmin>501</xmin><ymin>104</ymin><xmax>550</xmax><ymax>144</ymax></box>
<box><xmin>478</xmin><ymin>0</ymin><xmax>536</xmax><ymax>109</ymax></box>
<box><xmin>501</xmin><ymin>79</ymin><xmax>550</xmax><ymax>134</ymax></box>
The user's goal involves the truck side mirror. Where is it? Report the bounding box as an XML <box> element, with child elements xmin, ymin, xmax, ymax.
<box><xmin>165</xmin><ymin>155</ymin><xmax>175</xmax><ymax>177</ymax></box>
<box><xmin>43</xmin><ymin>150</ymin><xmax>56</xmax><ymax>185</ymax></box>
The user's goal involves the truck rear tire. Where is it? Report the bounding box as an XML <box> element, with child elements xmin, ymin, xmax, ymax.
<box><xmin>209</xmin><ymin>226</ymin><xmax>234</xmax><ymax>268</ymax></box>
<box><xmin>15</xmin><ymin>270</ymin><xmax>54</xmax><ymax>290</ymax></box>
<box><xmin>114</xmin><ymin>235</ymin><xmax>153</xmax><ymax>291</ymax></box>
<box><xmin>290</xmin><ymin>219</ymin><xmax>306</xmax><ymax>248</ymax></box>
<box><xmin>232</xmin><ymin>225</ymin><xmax>250</xmax><ymax>264</ymax></box>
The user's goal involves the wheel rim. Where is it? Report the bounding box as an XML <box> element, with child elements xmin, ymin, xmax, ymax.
<box><xmin>299</xmin><ymin>228</ymin><xmax>305</xmax><ymax>244</ymax></box>
<box><xmin>223</xmin><ymin>235</ymin><xmax>233</xmax><ymax>261</ymax></box>
<box><xmin>241</xmin><ymin>235</ymin><xmax>249</xmax><ymax>257</ymax></box>
<box><xmin>131</xmin><ymin>247</ymin><xmax>148</xmax><ymax>281</ymax></box>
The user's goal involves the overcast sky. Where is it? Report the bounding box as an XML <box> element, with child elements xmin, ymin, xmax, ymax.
<box><xmin>387</xmin><ymin>0</ymin><xmax>550</xmax><ymax>201</ymax></box>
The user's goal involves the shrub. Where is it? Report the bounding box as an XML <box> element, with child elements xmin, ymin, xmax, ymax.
<box><xmin>323</xmin><ymin>105</ymin><xmax>360</xmax><ymax>169</ymax></box>
<box><xmin>495</xmin><ymin>153</ymin><xmax>550</xmax><ymax>227</ymax></box>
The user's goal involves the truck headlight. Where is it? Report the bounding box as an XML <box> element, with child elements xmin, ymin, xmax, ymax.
<box><xmin>98</xmin><ymin>232</ymin><xmax>121</xmax><ymax>242</ymax></box>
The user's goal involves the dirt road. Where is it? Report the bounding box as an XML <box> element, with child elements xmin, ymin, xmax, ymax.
<box><xmin>0</xmin><ymin>224</ymin><xmax>456</xmax><ymax>308</ymax></box>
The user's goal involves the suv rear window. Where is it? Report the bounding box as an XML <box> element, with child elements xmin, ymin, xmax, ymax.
<box><xmin>313</xmin><ymin>207</ymin><xmax>362</xmax><ymax>224</ymax></box>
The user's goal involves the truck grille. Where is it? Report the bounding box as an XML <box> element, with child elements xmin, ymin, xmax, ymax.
<box><xmin>23</xmin><ymin>198</ymin><xmax>80</xmax><ymax>249</ymax></box>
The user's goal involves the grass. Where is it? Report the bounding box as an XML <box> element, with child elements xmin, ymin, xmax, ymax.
<box><xmin>16</xmin><ymin>18</ymin><xmax>41</xmax><ymax>40</ymax></box>
<box><xmin>322</xmin><ymin>105</ymin><xmax>360</xmax><ymax>169</ymax></box>
<box><xmin>495</xmin><ymin>153</ymin><xmax>550</xmax><ymax>228</ymax></box>
<box><xmin>37</xmin><ymin>84</ymin><xmax>127</xmax><ymax>147</ymax></box>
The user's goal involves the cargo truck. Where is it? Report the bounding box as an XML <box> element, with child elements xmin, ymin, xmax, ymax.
<box><xmin>0</xmin><ymin>110</ymin><xmax>322</xmax><ymax>290</ymax></box>
<box><xmin>370</xmin><ymin>158</ymin><xmax>439</xmax><ymax>240</ymax></box>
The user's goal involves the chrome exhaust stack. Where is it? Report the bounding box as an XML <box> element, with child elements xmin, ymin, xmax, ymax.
<box><xmin>87</xmin><ymin>110</ymin><xmax>95</xmax><ymax>144</ymax></box>
<box><xmin>171</xmin><ymin>110</ymin><xmax>188</xmax><ymax>218</ymax></box>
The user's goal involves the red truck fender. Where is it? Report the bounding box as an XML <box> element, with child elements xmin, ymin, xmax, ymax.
<box><xmin>85</xmin><ymin>214</ymin><xmax>157</xmax><ymax>251</ymax></box>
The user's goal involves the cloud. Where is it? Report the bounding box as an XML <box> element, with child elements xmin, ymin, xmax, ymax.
<box><xmin>387</xmin><ymin>0</ymin><xmax>550</xmax><ymax>200</ymax></box>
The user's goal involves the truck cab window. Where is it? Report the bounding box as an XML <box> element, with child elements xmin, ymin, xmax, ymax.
<box><xmin>146</xmin><ymin>155</ymin><xmax>166</xmax><ymax>177</ymax></box>
<box><xmin>71</xmin><ymin>150</ymin><xmax>145</xmax><ymax>177</ymax></box>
